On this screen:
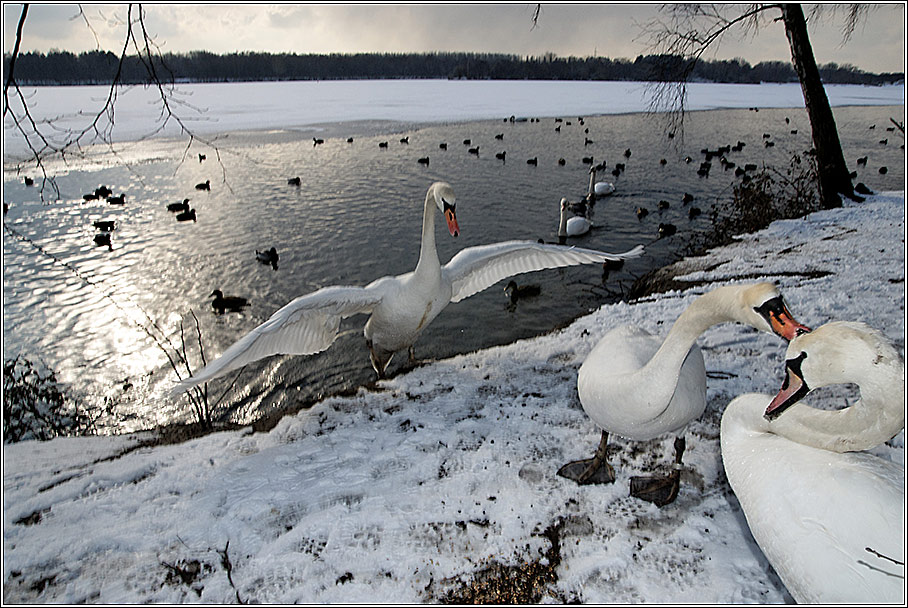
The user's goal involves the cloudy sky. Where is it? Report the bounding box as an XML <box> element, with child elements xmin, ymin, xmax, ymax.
<box><xmin>4</xmin><ymin>3</ymin><xmax>905</xmax><ymax>74</ymax></box>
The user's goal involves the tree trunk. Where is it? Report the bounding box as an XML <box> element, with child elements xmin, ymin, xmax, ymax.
<box><xmin>781</xmin><ymin>4</ymin><xmax>858</xmax><ymax>208</ymax></box>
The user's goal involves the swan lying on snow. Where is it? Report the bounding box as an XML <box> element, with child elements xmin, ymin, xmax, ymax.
<box><xmin>558</xmin><ymin>283</ymin><xmax>810</xmax><ymax>506</ymax></box>
<box><xmin>172</xmin><ymin>182</ymin><xmax>644</xmax><ymax>394</ymax></box>
<box><xmin>721</xmin><ymin>322</ymin><xmax>904</xmax><ymax>604</ymax></box>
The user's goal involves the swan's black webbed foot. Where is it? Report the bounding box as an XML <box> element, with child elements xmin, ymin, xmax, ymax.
<box><xmin>629</xmin><ymin>470</ymin><xmax>681</xmax><ymax>507</ymax></box>
<box><xmin>629</xmin><ymin>436</ymin><xmax>686</xmax><ymax>507</ymax></box>
<box><xmin>557</xmin><ymin>457</ymin><xmax>616</xmax><ymax>485</ymax></box>
<box><xmin>557</xmin><ymin>431</ymin><xmax>616</xmax><ymax>485</ymax></box>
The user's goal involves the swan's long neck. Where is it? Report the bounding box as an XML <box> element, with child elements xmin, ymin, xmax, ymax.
<box><xmin>557</xmin><ymin>205</ymin><xmax>568</xmax><ymax>237</ymax></box>
<box><xmin>636</xmin><ymin>287</ymin><xmax>756</xmax><ymax>417</ymax></box>
<box><xmin>769</xmin><ymin>361</ymin><xmax>905</xmax><ymax>452</ymax></box>
<box><xmin>415</xmin><ymin>188</ymin><xmax>441</xmax><ymax>277</ymax></box>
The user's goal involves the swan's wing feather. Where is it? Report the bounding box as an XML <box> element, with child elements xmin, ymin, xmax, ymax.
<box><xmin>443</xmin><ymin>241</ymin><xmax>644</xmax><ymax>303</ymax></box>
<box><xmin>171</xmin><ymin>285</ymin><xmax>384</xmax><ymax>395</ymax></box>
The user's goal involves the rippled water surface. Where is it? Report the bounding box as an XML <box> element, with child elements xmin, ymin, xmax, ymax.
<box><xmin>4</xmin><ymin>99</ymin><xmax>904</xmax><ymax>433</ymax></box>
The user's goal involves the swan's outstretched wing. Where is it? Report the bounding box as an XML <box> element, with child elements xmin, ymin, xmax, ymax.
<box><xmin>442</xmin><ymin>241</ymin><xmax>644</xmax><ymax>303</ymax></box>
<box><xmin>171</xmin><ymin>285</ymin><xmax>384</xmax><ymax>394</ymax></box>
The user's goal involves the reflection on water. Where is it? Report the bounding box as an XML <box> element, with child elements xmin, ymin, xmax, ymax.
<box><xmin>3</xmin><ymin>105</ymin><xmax>904</xmax><ymax>433</ymax></box>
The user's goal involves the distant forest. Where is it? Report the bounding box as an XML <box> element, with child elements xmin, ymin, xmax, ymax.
<box><xmin>4</xmin><ymin>50</ymin><xmax>903</xmax><ymax>86</ymax></box>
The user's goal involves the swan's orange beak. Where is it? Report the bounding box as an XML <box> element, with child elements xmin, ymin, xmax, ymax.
<box><xmin>755</xmin><ymin>296</ymin><xmax>811</xmax><ymax>341</ymax></box>
<box><xmin>444</xmin><ymin>204</ymin><xmax>459</xmax><ymax>237</ymax></box>
<box><xmin>769</xmin><ymin>304</ymin><xmax>811</xmax><ymax>342</ymax></box>
<box><xmin>764</xmin><ymin>353</ymin><xmax>809</xmax><ymax>420</ymax></box>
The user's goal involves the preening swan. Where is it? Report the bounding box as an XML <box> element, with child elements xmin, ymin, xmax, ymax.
<box><xmin>559</xmin><ymin>283</ymin><xmax>810</xmax><ymax>506</ymax></box>
<box><xmin>721</xmin><ymin>322</ymin><xmax>904</xmax><ymax>603</ymax></box>
<box><xmin>173</xmin><ymin>182</ymin><xmax>644</xmax><ymax>394</ymax></box>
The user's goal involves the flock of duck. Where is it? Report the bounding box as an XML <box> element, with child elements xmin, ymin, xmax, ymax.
<box><xmin>168</xmin><ymin>178</ymin><xmax>904</xmax><ymax>603</ymax></box>
<box><xmin>83</xmin><ymin>178</ymin><xmax>214</xmax><ymax>251</ymax></box>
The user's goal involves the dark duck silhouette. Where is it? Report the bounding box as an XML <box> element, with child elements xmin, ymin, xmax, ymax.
<box><xmin>210</xmin><ymin>290</ymin><xmax>248</xmax><ymax>314</ymax></box>
<box><xmin>93</xmin><ymin>232</ymin><xmax>113</xmax><ymax>251</ymax></box>
<box><xmin>504</xmin><ymin>280</ymin><xmax>541</xmax><ymax>307</ymax></box>
<box><xmin>195</xmin><ymin>180</ymin><xmax>210</xmax><ymax>191</ymax></box>
<box><xmin>167</xmin><ymin>198</ymin><xmax>190</xmax><ymax>213</ymax></box>
<box><xmin>601</xmin><ymin>258</ymin><xmax>625</xmax><ymax>282</ymax></box>
<box><xmin>256</xmin><ymin>246</ymin><xmax>279</xmax><ymax>270</ymax></box>
<box><xmin>176</xmin><ymin>208</ymin><xmax>197</xmax><ymax>222</ymax></box>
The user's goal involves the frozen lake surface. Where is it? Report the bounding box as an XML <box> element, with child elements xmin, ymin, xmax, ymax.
<box><xmin>3</xmin><ymin>80</ymin><xmax>904</xmax><ymax>155</ymax></box>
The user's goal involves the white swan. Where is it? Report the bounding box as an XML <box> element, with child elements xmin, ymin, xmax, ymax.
<box><xmin>589</xmin><ymin>166</ymin><xmax>615</xmax><ymax>197</ymax></box>
<box><xmin>558</xmin><ymin>283</ymin><xmax>810</xmax><ymax>506</ymax></box>
<box><xmin>721</xmin><ymin>322</ymin><xmax>904</xmax><ymax>603</ymax></box>
<box><xmin>558</xmin><ymin>197</ymin><xmax>592</xmax><ymax>243</ymax></box>
<box><xmin>173</xmin><ymin>182</ymin><xmax>644</xmax><ymax>393</ymax></box>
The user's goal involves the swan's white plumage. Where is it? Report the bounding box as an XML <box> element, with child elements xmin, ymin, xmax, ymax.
<box><xmin>173</xmin><ymin>182</ymin><xmax>644</xmax><ymax>394</ymax></box>
<box><xmin>444</xmin><ymin>241</ymin><xmax>643</xmax><ymax>303</ymax></box>
<box><xmin>173</xmin><ymin>287</ymin><xmax>384</xmax><ymax>390</ymax></box>
<box><xmin>593</xmin><ymin>181</ymin><xmax>615</xmax><ymax>196</ymax></box>
<box><xmin>565</xmin><ymin>216</ymin><xmax>592</xmax><ymax>236</ymax></box>
<box><xmin>579</xmin><ymin>325</ymin><xmax>706</xmax><ymax>440</ymax></box>
<box><xmin>721</xmin><ymin>322</ymin><xmax>905</xmax><ymax>604</ymax></box>
<box><xmin>576</xmin><ymin>283</ymin><xmax>790</xmax><ymax>442</ymax></box>
<box><xmin>558</xmin><ymin>197</ymin><xmax>594</xmax><ymax>238</ymax></box>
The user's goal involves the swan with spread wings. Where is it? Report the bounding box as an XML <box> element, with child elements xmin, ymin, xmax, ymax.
<box><xmin>172</xmin><ymin>182</ymin><xmax>643</xmax><ymax>394</ymax></box>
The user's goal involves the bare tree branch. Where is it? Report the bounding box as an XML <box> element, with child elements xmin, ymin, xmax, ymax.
<box><xmin>4</xmin><ymin>3</ymin><xmax>239</xmax><ymax>200</ymax></box>
<box><xmin>635</xmin><ymin>4</ymin><xmax>783</xmax><ymax>141</ymax></box>
<box><xmin>3</xmin><ymin>3</ymin><xmax>28</xmax><ymax>118</ymax></box>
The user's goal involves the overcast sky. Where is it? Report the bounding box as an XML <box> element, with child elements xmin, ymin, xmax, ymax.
<box><xmin>3</xmin><ymin>3</ymin><xmax>905</xmax><ymax>74</ymax></box>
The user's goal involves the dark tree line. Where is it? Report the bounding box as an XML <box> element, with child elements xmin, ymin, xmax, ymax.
<box><xmin>4</xmin><ymin>49</ymin><xmax>902</xmax><ymax>86</ymax></box>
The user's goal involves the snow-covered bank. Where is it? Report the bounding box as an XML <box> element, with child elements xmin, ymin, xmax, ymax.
<box><xmin>3</xmin><ymin>192</ymin><xmax>905</xmax><ymax>603</ymax></box>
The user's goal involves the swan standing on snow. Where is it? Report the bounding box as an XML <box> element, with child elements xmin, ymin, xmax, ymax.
<box><xmin>721</xmin><ymin>321</ymin><xmax>904</xmax><ymax>604</ymax></box>
<box><xmin>558</xmin><ymin>283</ymin><xmax>810</xmax><ymax>506</ymax></box>
<box><xmin>173</xmin><ymin>182</ymin><xmax>644</xmax><ymax>394</ymax></box>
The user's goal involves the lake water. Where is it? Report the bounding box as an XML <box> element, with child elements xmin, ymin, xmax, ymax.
<box><xmin>3</xmin><ymin>80</ymin><xmax>904</xmax><ymax>433</ymax></box>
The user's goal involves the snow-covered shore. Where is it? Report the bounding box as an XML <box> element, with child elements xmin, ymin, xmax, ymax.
<box><xmin>3</xmin><ymin>191</ymin><xmax>905</xmax><ymax>603</ymax></box>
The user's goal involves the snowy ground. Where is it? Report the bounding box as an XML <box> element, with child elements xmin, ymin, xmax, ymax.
<box><xmin>2</xmin><ymin>192</ymin><xmax>905</xmax><ymax>603</ymax></box>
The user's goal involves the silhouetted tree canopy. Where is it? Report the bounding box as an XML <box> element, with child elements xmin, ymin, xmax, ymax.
<box><xmin>4</xmin><ymin>50</ymin><xmax>902</xmax><ymax>86</ymax></box>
